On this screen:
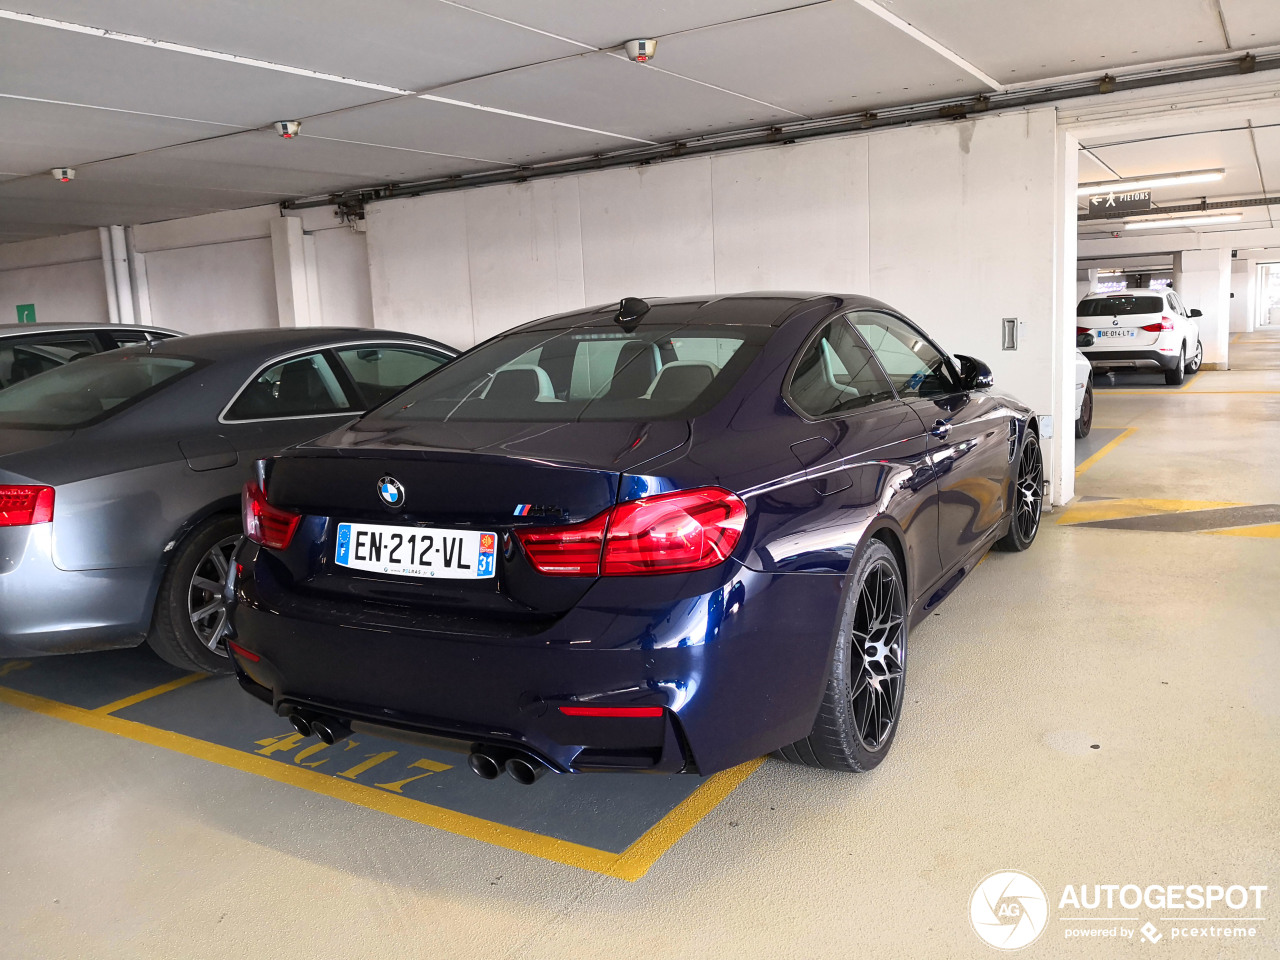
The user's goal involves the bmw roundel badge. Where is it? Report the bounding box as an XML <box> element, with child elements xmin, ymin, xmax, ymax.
<box><xmin>377</xmin><ymin>476</ymin><xmax>405</xmax><ymax>509</ymax></box>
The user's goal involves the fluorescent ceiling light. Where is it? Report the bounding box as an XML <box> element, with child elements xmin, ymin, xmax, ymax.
<box><xmin>1123</xmin><ymin>213</ymin><xmax>1243</xmax><ymax>230</ymax></box>
<box><xmin>1077</xmin><ymin>169</ymin><xmax>1225</xmax><ymax>196</ymax></box>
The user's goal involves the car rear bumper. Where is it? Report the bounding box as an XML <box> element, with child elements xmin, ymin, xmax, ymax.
<box><xmin>228</xmin><ymin>544</ymin><xmax>846</xmax><ymax>776</ymax></box>
<box><xmin>0</xmin><ymin>526</ymin><xmax>154</xmax><ymax>656</ymax></box>
<box><xmin>1081</xmin><ymin>347</ymin><xmax>1180</xmax><ymax>370</ymax></box>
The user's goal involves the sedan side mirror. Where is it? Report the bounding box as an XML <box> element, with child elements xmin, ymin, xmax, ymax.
<box><xmin>1189</xmin><ymin>308</ymin><xmax>1202</xmax><ymax>318</ymax></box>
<box><xmin>1077</xmin><ymin>332</ymin><xmax>1095</xmax><ymax>347</ymax></box>
<box><xmin>953</xmin><ymin>354</ymin><xmax>994</xmax><ymax>390</ymax></box>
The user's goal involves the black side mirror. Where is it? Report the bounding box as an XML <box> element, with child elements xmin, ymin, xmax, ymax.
<box><xmin>953</xmin><ymin>354</ymin><xmax>994</xmax><ymax>390</ymax></box>
<box><xmin>1189</xmin><ymin>308</ymin><xmax>1202</xmax><ymax>318</ymax></box>
<box><xmin>1077</xmin><ymin>332</ymin><xmax>1095</xmax><ymax>348</ymax></box>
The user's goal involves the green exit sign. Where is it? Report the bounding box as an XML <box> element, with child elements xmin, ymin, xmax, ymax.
<box><xmin>16</xmin><ymin>304</ymin><xmax>35</xmax><ymax>324</ymax></box>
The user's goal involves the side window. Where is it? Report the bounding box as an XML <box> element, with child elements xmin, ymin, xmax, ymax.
<box><xmin>1167</xmin><ymin>292</ymin><xmax>1185</xmax><ymax>316</ymax></box>
<box><xmin>788</xmin><ymin>317</ymin><xmax>895</xmax><ymax>418</ymax></box>
<box><xmin>0</xmin><ymin>336</ymin><xmax>102</xmax><ymax>388</ymax></box>
<box><xmin>224</xmin><ymin>352</ymin><xmax>353</xmax><ymax>421</ymax></box>
<box><xmin>333</xmin><ymin>346</ymin><xmax>449</xmax><ymax>408</ymax></box>
<box><xmin>850</xmin><ymin>312</ymin><xmax>956</xmax><ymax>398</ymax></box>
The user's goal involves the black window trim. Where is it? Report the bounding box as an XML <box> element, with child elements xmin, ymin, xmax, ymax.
<box><xmin>218</xmin><ymin>339</ymin><xmax>452</xmax><ymax>424</ymax></box>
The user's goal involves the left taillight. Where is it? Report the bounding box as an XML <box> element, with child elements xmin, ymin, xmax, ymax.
<box><xmin>516</xmin><ymin>486</ymin><xmax>747</xmax><ymax>577</ymax></box>
<box><xmin>241</xmin><ymin>482</ymin><xmax>300</xmax><ymax>550</ymax></box>
<box><xmin>0</xmin><ymin>485</ymin><xmax>54</xmax><ymax>527</ymax></box>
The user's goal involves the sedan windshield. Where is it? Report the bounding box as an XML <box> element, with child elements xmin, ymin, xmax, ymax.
<box><xmin>0</xmin><ymin>352</ymin><xmax>197</xmax><ymax>429</ymax></box>
<box><xmin>373</xmin><ymin>324</ymin><xmax>769</xmax><ymax>422</ymax></box>
<box><xmin>1077</xmin><ymin>296</ymin><xmax>1163</xmax><ymax>317</ymax></box>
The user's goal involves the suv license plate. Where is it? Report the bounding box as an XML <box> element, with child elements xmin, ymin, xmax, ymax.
<box><xmin>1095</xmin><ymin>328</ymin><xmax>1136</xmax><ymax>338</ymax></box>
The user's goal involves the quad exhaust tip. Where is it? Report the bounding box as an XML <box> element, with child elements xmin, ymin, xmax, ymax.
<box><xmin>467</xmin><ymin>746</ymin><xmax>548</xmax><ymax>784</ymax></box>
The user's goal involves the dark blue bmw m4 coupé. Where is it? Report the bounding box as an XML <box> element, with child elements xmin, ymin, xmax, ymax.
<box><xmin>227</xmin><ymin>293</ymin><xmax>1043</xmax><ymax>782</ymax></box>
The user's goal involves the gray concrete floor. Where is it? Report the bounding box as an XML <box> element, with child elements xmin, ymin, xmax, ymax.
<box><xmin>2</xmin><ymin>333</ymin><xmax>1277</xmax><ymax>959</ymax></box>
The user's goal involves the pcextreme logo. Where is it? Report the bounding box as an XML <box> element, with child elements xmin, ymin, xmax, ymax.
<box><xmin>970</xmin><ymin>870</ymin><xmax>1049</xmax><ymax>950</ymax></box>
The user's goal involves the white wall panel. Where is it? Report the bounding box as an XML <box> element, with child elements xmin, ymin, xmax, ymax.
<box><xmin>313</xmin><ymin>227</ymin><xmax>374</xmax><ymax>329</ymax></box>
<box><xmin>711</xmin><ymin>136</ymin><xmax>870</xmax><ymax>293</ymax></box>
<box><xmin>465</xmin><ymin>178</ymin><xmax>585</xmax><ymax>344</ymax></box>
<box><xmin>0</xmin><ymin>259</ymin><xmax>107</xmax><ymax>325</ymax></box>
<box><xmin>366</xmin><ymin>194</ymin><xmax>473</xmax><ymax>346</ymax></box>
<box><xmin>868</xmin><ymin>112</ymin><xmax>1061</xmax><ymax>422</ymax></box>
<box><xmin>144</xmin><ymin>238</ymin><xmax>277</xmax><ymax>334</ymax></box>
<box><xmin>578</xmin><ymin>159</ymin><xmax>717</xmax><ymax>305</ymax></box>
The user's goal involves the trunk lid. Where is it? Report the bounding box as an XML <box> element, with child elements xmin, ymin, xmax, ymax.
<box><xmin>262</xmin><ymin>419</ymin><xmax>689</xmax><ymax>617</ymax></box>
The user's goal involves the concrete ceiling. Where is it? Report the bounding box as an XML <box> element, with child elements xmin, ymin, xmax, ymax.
<box><xmin>1</xmin><ymin>0</ymin><xmax>1278</xmax><ymax>243</ymax></box>
<box><xmin>1076</xmin><ymin>96</ymin><xmax>1280</xmax><ymax>239</ymax></box>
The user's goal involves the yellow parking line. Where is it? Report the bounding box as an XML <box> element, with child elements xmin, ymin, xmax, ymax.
<box><xmin>1099</xmin><ymin>390</ymin><xmax>1280</xmax><ymax>396</ymax></box>
<box><xmin>1075</xmin><ymin>427</ymin><xmax>1136</xmax><ymax>478</ymax></box>
<box><xmin>92</xmin><ymin>673</ymin><xmax>206</xmax><ymax>715</ymax></box>
<box><xmin>0</xmin><ymin>684</ymin><xmax>757</xmax><ymax>881</ymax></box>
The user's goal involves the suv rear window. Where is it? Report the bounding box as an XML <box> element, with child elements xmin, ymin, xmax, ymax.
<box><xmin>0</xmin><ymin>353</ymin><xmax>196</xmax><ymax>428</ymax></box>
<box><xmin>374</xmin><ymin>325</ymin><xmax>768</xmax><ymax>422</ymax></box>
<box><xmin>1077</xmin><ymin>296</ymin><xmax>1163</xmax><ymax>317</ymax></box>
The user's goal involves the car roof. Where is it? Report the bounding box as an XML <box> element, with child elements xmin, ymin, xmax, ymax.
<box><xmin>510</xmin><ymin>292</ymin><xmax>853</xmax><ymax>333</ymax></box>
<box><xmin>137</xmin><ymin>326</ymin><xmax>457</xmax><ymax>363</ymax></box>
<box><xmin>1081</xmin><ymin>288</ymin><xmax>1170</xmax><ymax>299</ymax></box>
<box><xmin>0</xmin><ymin>322</ymin><xmax>183</xmax><ymax>336</ymax></box>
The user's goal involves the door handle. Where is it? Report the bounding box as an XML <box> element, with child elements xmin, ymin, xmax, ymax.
<box><xmin>930</xmin><ymin>419</ymin><xmax>952</xmax><ymax>440</ymax></box>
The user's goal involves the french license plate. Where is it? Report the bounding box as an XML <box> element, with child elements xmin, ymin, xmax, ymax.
<box><xmin>1095</xmin><ymin>328</ymin><xmax>1136</xmax><ymax>338</ymax></box>
<box><xmin>335</xmin><ymin>523</ymin><xmax>497</xmax><ymax>579</ymax></box>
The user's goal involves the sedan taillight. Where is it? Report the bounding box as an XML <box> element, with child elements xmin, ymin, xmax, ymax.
<box><xmin>517</xmin><ymin>487</ymin><xmax>747</xmax><ymax>577</ymax></box>
<box><xmin>242</xmin><ymin>482</ymin><xmax>301</xmax><ymax>550</ymax></box>
<box><xmin>1141</xmin><ymin>317</ymin><xmax>1176</xmax><ymax>332</ymax></box>
<box><xmin>0</xmin><ymin>485</ymin><xmax>54</xmax><ymax>527</ymax></box>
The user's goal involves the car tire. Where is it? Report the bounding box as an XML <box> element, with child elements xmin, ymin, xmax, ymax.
<box><xmin>774</xmin><ymin>538</ymin><xmax>907</xmax><ymax>772</ymax></box>
<box><xmin>1185</xmin><ymin>339</ymin><xmax>1203</xmax><ymax>375</ymax></box>
<box><xmin>1164</xmin><ymin>346</ymin><xmax>1186</xmax><ymax>386</ymax></box>
<box><xmin>1075</xmin><ymin>377</ymin><xmax>1093</xmax><ymax>439</ymax></box>
<box><xmin>995</xmin><ymin>432</ymin><xmax>1043</xmax><ymax>552</ymax></box>
<box><xmin>146</xmin><ymin>514</ymin><xmax>242</xmax><ymax>675</ymax></box>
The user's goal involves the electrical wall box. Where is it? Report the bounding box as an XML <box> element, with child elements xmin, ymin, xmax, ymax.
<box><xmin>1039</xmin><ymin>415</ymin><xmax>1054</xmax><ymax>438</ymax></box>
<box><xmin>1002</xmin><ymin>317</ymin><xmax>1018</xmax><ymax>350</ymax></box>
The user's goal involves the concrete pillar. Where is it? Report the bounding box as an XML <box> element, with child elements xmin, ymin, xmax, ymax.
<box><xmin>1172</xmin><ymin>248</ymin><xmax>1231</xmax><ymax>369</ymax></box>
<box><xmin>270</xmin><ymin>215</ymin><xmax>311</xmax><ymax>327</ymax></box>
<box><xmin>1229</xmin><ymin>259</ymin><xmax>1251</xmax><ymax>333</ymax></box>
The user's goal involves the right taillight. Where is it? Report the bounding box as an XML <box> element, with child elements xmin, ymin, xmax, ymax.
<box><xmin>516</xmin><ymin>486</ymin><xmax>747</xmax><ymax>577</ymax></box>
<box><xmin>0</xmin><ymin>485</ymin><xmax>54</xmax><ymax>527</ymax></box>
<box><xmin>1141</xmin><ymin>316</ymin><xmax>1175</xmax><ymax>332</ymax></box>
<box><xmin>242</xmin><ymin>481</ymin><xmax>300</xmax><ymax>550</ymax></box>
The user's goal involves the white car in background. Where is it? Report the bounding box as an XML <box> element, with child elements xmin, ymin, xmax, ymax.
<box><xmin>1076</xmin><ymin>288</ymin><xmax>1202</xmax><ymax>386</ymax></box>
<box><xmin>1074</xmin><ymin>349</ymin><xmax>1093</xmax><ymax>438</ymax></box>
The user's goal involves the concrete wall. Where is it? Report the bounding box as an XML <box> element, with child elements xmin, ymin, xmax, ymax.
<box><xmin>0</xmin><ymin>231</ymin><xmax>109</xmax><ymax>325</ymax></box>
<box><xmin>0</xmin><ymin>108</ymin><xmax>1075</xmax><ymax>499</ymax></box>
<box><xmin>366</xmin><ymin>108</ymin><xmax>1074</xmax><ymax>500</ymax></box>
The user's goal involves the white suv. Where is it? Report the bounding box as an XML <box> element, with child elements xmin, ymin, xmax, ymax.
<box><xmin>1076</xmin><ymin>288</ymin><xmax>1202</xmax><ymax>385</ymax></box>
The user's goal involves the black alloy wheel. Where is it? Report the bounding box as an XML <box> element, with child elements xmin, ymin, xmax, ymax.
<box><xmin>775</xmin><ymin>538</ymin><xmax>907</xmax><ymax>772</ymax></box>
<box><xmin>1075</xmin><ymin>377</ymin><xmax>1093</xmax><ymax>439</ymax></box>
<box><xmin>1185</xmin><ymin>339</ymin><xmax>1203</xmax><ymax>374</ymax></box>
<box><xmin>995</xmin><ymin>433</ymin><xmax>1043</xmax><ymax>552</ymax></box>
<box><xmin>147</xmin><ymin>514</ymin><xmax>242</xmax><ymax>674</ymax></box>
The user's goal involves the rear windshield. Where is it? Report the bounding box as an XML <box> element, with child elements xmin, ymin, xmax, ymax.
<box><xmin>1077</xmin><ymin>295</ymin><xmax>1163</xmax><ymax>317</ymax></box>
<box><xmin>0</xmin><ymin>352</ymin><xmax>196</xmax><ymax>429</ymax></box>
<box><xmin>372</xmin><ymin>324</ymin><xmax>769</xmax><ymax>422</ymax></box>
